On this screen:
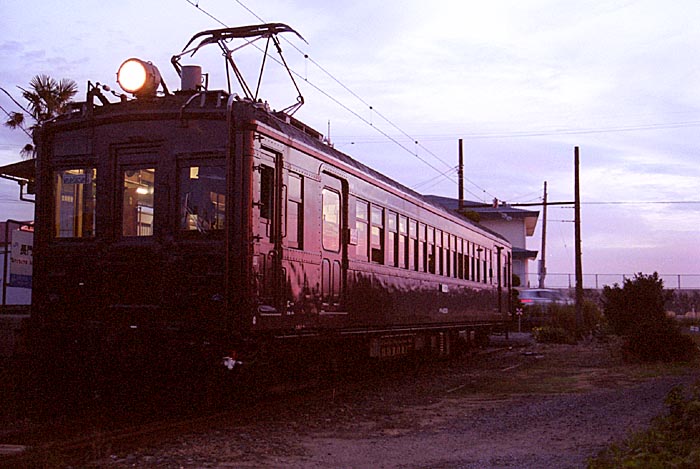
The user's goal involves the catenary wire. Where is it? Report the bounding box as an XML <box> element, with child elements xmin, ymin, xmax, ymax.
<box><xmin>184</xmin><ymin>0</ymin><xmax>499</xmax><ymax>197</ymax></box>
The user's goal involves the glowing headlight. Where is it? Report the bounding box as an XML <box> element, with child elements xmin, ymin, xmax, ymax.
<box><xmin>117</xmin><ymin>58</ymin><xmax>162</xmax><ymax>97</ymax></box>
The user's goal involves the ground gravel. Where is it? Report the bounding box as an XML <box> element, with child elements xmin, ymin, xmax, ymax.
<box><xmin>101</xmin><ymin>336</ymin><xmax>700</xmax><ymax>468</ymax></box>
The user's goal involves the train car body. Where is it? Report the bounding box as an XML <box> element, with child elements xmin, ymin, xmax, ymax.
<box><xmin>31</xmin><ymin>28</ymin><xmax>512</xmax><ymax>371</ymax></box>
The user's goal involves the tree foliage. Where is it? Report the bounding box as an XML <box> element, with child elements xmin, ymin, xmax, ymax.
<box><xmin>602</xmin><ymin>273</ymin><xmax>697</xmax><ymax>362</ymax></box>
<box><xmin>2</xmin><ymin>74</ymin><xmax>77</xmax><ymax>158</ymax></box>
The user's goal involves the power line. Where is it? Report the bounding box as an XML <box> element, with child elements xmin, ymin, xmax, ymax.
<box><xmin>518</xmin><ymin>200</ymin><xmax>700</xmax><ymax>208</ymax></box>
<box><xmin>334</xmin><ymin>119</ymin><xmax>700</xmax><ymax>143</ymax></box>
<box><xmin>583</xmin><ymin>200</ymin><xmax>700</xmax><ymax>205</ymax></box>
<box><xmin>184</xmin><ymin>0</ymin><xmax>497</xmax><ymax>196</ymax></box>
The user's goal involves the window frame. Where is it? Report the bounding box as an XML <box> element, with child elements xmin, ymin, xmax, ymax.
<box><xmin>177</xmin><ymin>158</ymin><xmax>226</xmax><ymax>237</ymax></box>
<box><xmin>52</xmin><ymin>166</ymin><xmax>97</xmax><ymax>239</ymax></box>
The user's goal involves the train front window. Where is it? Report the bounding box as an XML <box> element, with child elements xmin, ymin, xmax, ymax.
<box><xmin>53</xmin><ymin>168</ymin><xmax>96</xmax><ymax>238</ymax></box>
<box><xmin>179</xmin><ymin>162</ymin><xmax>226</xmax><ymax>233</ymax></box>
<box><xmin>122</xmin><ymin>168</ymin><xmax>155</xmax><ymax>237</ymax></box>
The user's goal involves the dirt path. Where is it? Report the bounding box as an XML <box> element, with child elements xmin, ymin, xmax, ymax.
<box><xmin>269</xmin><ymin>376</ymin><xmax>695</xmax><ymax>468</ymax></box>
<box><xmin>102</xmin><ymin>337</ymin><xmax>699</xmax><ymax>468</ymax></box>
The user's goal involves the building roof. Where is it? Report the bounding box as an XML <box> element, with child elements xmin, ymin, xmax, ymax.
<box><xmin>423</xmin><ymin>195</ymin><xmax>540</xmax><ymax>236</ymax></box>
<box><xmin>0</xmin><ymin>159</ymin><xmax>35</xmax><ymax>183</ymax></box>
<box><xmin>513</xmin><ymin>246</ymin><xmax>539</xmax><ymax>260</ymax></box>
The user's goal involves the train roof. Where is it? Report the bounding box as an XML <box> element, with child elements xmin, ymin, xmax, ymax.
<box><xmin>252</xmin><ymin>104</ymin><xmax>509</xmax><ymax>244</ymax></box>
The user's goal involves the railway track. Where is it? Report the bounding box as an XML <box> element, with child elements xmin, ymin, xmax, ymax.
<box><xmin>0</xmin><ymin>342</ymin><xmax>523</xmax><ymax>467</ymax></box>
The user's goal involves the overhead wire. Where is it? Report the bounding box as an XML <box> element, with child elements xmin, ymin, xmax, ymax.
<box><xmin>185</xmin><ymin>0</ymin><xmax>499</xmax><ymax>197</ymax></box>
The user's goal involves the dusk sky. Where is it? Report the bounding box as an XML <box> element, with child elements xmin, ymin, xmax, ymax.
<box><xmin>1</xmin><ymin>0</ymin><xmax>699</xmax><ymax>288</ymax></box>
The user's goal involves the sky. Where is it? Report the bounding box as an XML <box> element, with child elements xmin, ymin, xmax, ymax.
<box><xmin>1</xmin><ymin>0</ymin><xmax>699</xmax><ymax>288</ymax></box>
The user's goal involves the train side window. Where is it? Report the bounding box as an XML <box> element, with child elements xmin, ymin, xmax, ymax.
<box><xmin>370</xmin><ymin>205</ymin><xmax>384</xmax><ymax>264</ymax></box>
<box><xmin>486</xmin><ymin>249</ymin><xmax>492</xmax><ymax>284</ymax></box>
<box><xmin>409</xmin><ymin>219</ymin><xmax>417</xmax><ymax>271</ymax></box>
<box><xmin>179</xmin><ymin>161</ymin><xmax>226</xmax><ymax>233</ymax></box>
<box><xmin>398</xmin><ymin>215</ymin><xmax>408</xmax><ymax>269</ymax></box>
<box><xmin>259</xmin><ymin>165</ymin><xmax>275</xmax><ymax>220</ymax></box>
<box><xmin>355</xmin><ymin>199</ymin><xmax>369</xmax><ymax>261</ymax></box>
<box><xmin>322</xmin><ymin>188</ymin><xmax>340</xmax><ymax>252</ymax></box>
<box><xmin>427</xmin><ymin>226</ymin><xmax>435</xmax><ymax>274</ymax></box>
<box><xmin>465</xmin><ymin>241</ymin><xmax>470</xmax><ymax>280</ymax></box>
<box><xmin>476</xmin><ymin>246</ymin><xmax>482</xmax><ymax>282</ymax></box>
<box><xmin>457</xmin><ymin>238</ymin><xmax>464</xmax><ymax>280</ymax></box>
<box><xmin>387</xmin><ymin>211</ymin><xmax>398</xmax><ymax>267</ymax></box>
<box><xmin>286</xmin><ymin>172</ymin><xmax>303</xmax><ymax>249</ymax></box>
<box><xmin>122</xmin><ymin>168</ymin><xmax>155</xmax><ymax>237</ymax></box>
<box><xmin>53</xmin><ymin>168</ymin><xmax>96</xmax><ymax>238</ymax></box>
<box><xmin>418</xmin><ymin>223</ymin><xmax>426</xmax><ymax>272</ymax></box>
<box><xmin>436</xmin><ymin>229</ymin><xmax>443</xmax><ymax>276</ymax></box>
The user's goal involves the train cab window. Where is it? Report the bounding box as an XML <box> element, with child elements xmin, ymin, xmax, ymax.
<box><xmin>286</xmin><ymin>172</ymin><xmax>303</xmax><ymax>249</ymax></box>
<box><xmin>53</xmin><ymin>168</ymin><xmax>96</xmax><ymax>238</ymax></box>
<box><xmin>322</xmin><ymin>188</ymin><xmax>340</xmax><ymax>252</ymax></box>
<box><xmin>370</xmin><ymin>205</ymin><xmax>384</xmax><ymax>264</ymax></box>
<box><xmin>355</xmin><ymin>199</ymin><xmax>369</xmax><ymax>261</ymax></box>
<box><xmin>122</xmin><ymin>168</ymin><xmax>155</xmax><ymax>237</ymax></box>
<box><xmin>387</xmin><ymin>211</ymin><xmax>398</xmax><ymax>267</ymax></box>
<box><xmin>179</xmin><ymin>162</ymin><xmax>226</xmax><ymax>233</ymax></box>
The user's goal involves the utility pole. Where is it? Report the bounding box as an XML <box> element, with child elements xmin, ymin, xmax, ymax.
<box><xmin>538</xmin><ymin>181</ymin><xmax>548</xmax><ymax>289</ymax></box>
<box><xmin>574</xmin><ymin>147</ymin><xmax>583</xmax><ymax>333</ymax></box>
<box><xmin>458</xmin><ymin>139</ymin><xmax>464</xmax><ymax>211</ymax></box>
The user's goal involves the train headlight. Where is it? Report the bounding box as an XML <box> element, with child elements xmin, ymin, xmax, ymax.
<box><xmin>117</xmin><ymin>58</ymin><xmax>162</xmax><ymax>97</ymax></box>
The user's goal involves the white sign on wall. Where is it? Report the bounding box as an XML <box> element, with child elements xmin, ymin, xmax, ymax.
<box><xmin>9</xmin><ymin>229</ymin><xmax>33</xmax><ymax>288</ymax></box>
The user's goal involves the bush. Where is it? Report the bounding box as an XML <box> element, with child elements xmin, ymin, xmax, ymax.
<box><xmin>602</xmin><ymin>273</ymin><xmax>697</xmax><ymax>363</ymax></box>
<box><xmin>622</xmin><ymin>323</ymin><xmax>697</xmax><ymax>363</ymax></box>
<box><xmin>527</xmin><ymin>301</ymin><xmax>603</xmax><ymax>341</ymax></box>
<box><xmin>532</xmin><ymin>326</ymin><xmax>575</xmax><ymax>344</ymax></box>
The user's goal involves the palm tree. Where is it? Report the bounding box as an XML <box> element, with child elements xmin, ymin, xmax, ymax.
<box><xmin>2</xmin><ymin>74</ymin><xmax>78</xmax><ymax>158</ymax></box>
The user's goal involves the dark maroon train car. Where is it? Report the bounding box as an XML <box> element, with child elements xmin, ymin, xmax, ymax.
<box><xmin>31</xmin><ymin>26</ymin><xmax>512</xmax><ymax>374</ymax></box>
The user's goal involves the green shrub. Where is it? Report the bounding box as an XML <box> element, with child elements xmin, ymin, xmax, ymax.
<box><xmin>589</xmin><ymin>384</ymin><xmax>700</xmax><ymax>468</ymax></box>
<box><xmin>532</xmin><ymin>326</ymin><xmax>575</xmax><ymax>344</ymax></box>
<box><xmin>622</xmin><ymin>323</ymin><xmax>697</xmax><ymax>363</ymax></box>
<box><xmin>602</xmin><ymin>273</ymin><xmax>698</xmax><ymax>363</ymax></box>
<box><xmin>525</xmin><ymin>301</ymin><xmax>602</xmax><ymax>339</ymax></box>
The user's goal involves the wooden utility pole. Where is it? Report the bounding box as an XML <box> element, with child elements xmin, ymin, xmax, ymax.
<box><xmin>458</xmin><ymin>139</ymin><xmax>464</xmax><ymax>210</ymax></box>
<box><xmin>574</xmin><ymin>147</ymin><xmax>583</xmax><ymax>333</ymax></box>
<box><xmin>538</xmin><ymin>181</ymin><xmax>548</xmax><ymax>289</ymax></box>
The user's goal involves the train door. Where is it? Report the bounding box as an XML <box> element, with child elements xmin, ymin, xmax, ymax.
<box><xmin>104</xmin><ymin>147</ymin><xmax>165</xmax><ymax>316</ymax></box>
<box><xmin>254</xmin><ymin>145</ymin><xmax>285</xmax><ymax>313</ymax></box>
<box><xmin>320</xmin><ymin>173</ymin><xmax>347</xmax><ymax>313</ymax></box>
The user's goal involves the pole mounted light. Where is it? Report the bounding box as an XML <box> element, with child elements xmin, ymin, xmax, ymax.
<box><xmin>117</xmin><ymin>58</ymin><xmax>164</xmax><ymax>98</ymax></box>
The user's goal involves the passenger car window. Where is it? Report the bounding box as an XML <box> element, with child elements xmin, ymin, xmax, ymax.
<box><xmin>355</xmin><ymin>199</ymin><xmax>369</xmax><ymax>260</ymax></box>
<box><xmin>322</xmin><ymin>188</ymin><xmax>340</xmax><ymax>252</ymax></box>
<box><xmin>286</xmin><ymin>172</ymin><xmax>303</xmax><ymax>249</ymax></box>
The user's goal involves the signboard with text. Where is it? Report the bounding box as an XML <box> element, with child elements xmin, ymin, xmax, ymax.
<box><xmin>9</xmin><ymin>229</ymin><xmax>33</xmax><ymax>288</ymax></box>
